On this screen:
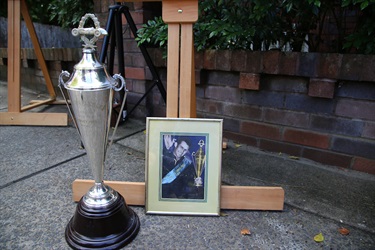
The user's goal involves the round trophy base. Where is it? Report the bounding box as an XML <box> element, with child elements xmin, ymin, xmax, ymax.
<box><xmin>65</xmin><ymin>193</ymin><xmax>140</xmax><ymax>249</ymax></box>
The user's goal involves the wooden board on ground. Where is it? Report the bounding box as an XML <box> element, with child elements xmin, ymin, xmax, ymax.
<box><xmin>72</xmin><ymin>179</ymin><xmax>285</xmax><ymax>211</ymax></box>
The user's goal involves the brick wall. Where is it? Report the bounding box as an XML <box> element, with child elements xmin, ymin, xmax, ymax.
<box><xmin>146</xmin><ymin>49</ymin><xmax>375</xmax><ymax>175</ymax></box>
<box><xmin>97</xmin><ymin>1</ymin><xmax>375</xmax><ymax>175</ymax></box>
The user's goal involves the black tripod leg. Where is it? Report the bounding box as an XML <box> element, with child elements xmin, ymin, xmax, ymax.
<box><xmin>122</xmin><ymin>6</ymin><xmax>167</xmax><ymax>102</ymax></box>
<box><xmin>99</xmin><ymin>5</ymin><xmax>117</xmax><ymax>63</ymax></box>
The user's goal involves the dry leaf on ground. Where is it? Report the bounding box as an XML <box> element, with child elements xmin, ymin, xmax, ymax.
<box><xmin>240</xmin><ymin>228</ymin><xmax>251</xmax><ymax>235</ymax></box>
<box><xmin>289</xmin><ymin>155</ymin><xmax>299</xmax><ymax>160</ymax></box>
<box><xmin>314</xmin><ymin>232</ymin><xmax>324</xmax><ymax>243</ymax></box>
<box><xmin>338</xmin><ymin>227</ymin><xmax>350</xmax><ymax>235</ymax></box>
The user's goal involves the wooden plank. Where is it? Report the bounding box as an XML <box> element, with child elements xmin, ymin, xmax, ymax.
<box><xmin>162</xmin><ymin>0</ymin><xmax>198</xmax><ymax>23</ymax></box>
<box><xmin>0</xmin><ymin>112</ymin><xmax>68</xmax><ymax>126</ymax></box>
<box><xmin>72</xmin><ymin>180</ymin><xmax>146</xmax><ymax>206</ymax></box>
<box><xmin>7</xmin><ymin>0</ymin><xmax>21</xmax><ymax>112</ymax></box>
<box><xmin>20</xmin><ymin>0</ymin><xmax>56</xmax><ymax>99</ymax></box>
<box><xmin>72</xmin><ymin>179</ymin><xmax>284</xmax><ymax>211</ymax></box>
<box><xmin>21</xmin><ymin>98</ymin><xmax>56</xmax><ymax>112</ymax></box>
<box><xmin>190</xmin><ymin>41</ymin><xmax>196</xmax><ymax>118</ymax></box>
<box><xmin>179</xmin><ymin>24</ymin><xmax>195</xmax><ymax>118</ymax></box>
<box><xmin>221</xmin><ymin>185</ymin><xmax>284</xmax><ymax>211</ymax></box>
<box><xmin>29</xmin><ymin>99</ymin><xmax>68</xmax><ymax>105</ymax></box>
<box><xmin>166</xmin><ymin>24</ymin><xmax>180</xmax><ymax>118</ymax></box>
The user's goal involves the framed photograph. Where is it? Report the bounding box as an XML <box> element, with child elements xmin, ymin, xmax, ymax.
<box><xmin>145</xmin><ymin>117</ymin><xmax>223</xmax><ymax>216</ymax></box>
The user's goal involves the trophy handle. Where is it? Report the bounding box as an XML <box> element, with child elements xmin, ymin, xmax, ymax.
<box><xmin>58</xmin><ymin>71</ymin><xmax>83</xmax><ymax>140</ymax></box>
<box><xmin>108</xmin><ymin>74</ymin><xmax>127</xmax><ymax>149</ymax></box>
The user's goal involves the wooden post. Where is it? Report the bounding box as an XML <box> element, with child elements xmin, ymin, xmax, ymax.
<box><xmin>71</xmin><ymin>0</ymin><xmax>285</xmax><ymax>211</ymax></box>
<box><xmin>0</xmin><ymin>0</ymin><xmax>67</xmax><ymax>126</ymax></box>
<box><xmin>163</xmin><ymin>0</ymin><xmax>198</xmax><ymax>118</ymax></box>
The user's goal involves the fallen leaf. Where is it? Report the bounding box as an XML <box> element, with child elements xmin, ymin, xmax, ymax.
<box><xmin>241</xmin><ymin>228</ymin><xmax>251</xmax><ymax>235</ymax></box>
<box><xmin>235</xmin><ymin>144</ymin><xmax>242</xmax><ymax>148</ymax></box>
<box><xmin>314</xmin><ymin>232</ymin><xmax>324</xmax><ymax>243</ymax></box>
<box><xmin>338</xmin><ymin>227</ymin><xmax>350</xmax><ymax>235</ymax></box>
<box><xmin>289</xmin><ymin>155</ymin><xmax>299</xmax><ymax>160</ymax></box>
<box><xmin>220</xmin><ymin>212</ymin><xmax>228</xmax><ymax>217</ymax></box>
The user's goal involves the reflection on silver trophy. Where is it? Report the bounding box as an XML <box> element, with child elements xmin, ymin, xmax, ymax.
<box><xmin>192</xmin><ymin>140</ymin><xmax>206</xmax><ymax>187</ymax></box>
<box><xmin>58</xmin><ymin>13</ymin><xmax>139</xmax><ymax>249</ymax></box>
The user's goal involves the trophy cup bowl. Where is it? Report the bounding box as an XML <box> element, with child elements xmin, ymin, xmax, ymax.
<box><xmin>59</xmin><ymin>14</ymin><xmax>139</xmax><ymax>249</ymax></box>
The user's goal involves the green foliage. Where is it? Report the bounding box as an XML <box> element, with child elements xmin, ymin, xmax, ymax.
<box><xmin>136</xmin><ymin>0</ymin><xmax>375</xmax><ymax>54</ymax></box>
<box><xmin>0</xmin><ymin>0</ymin><xmax>93</xmax><ymax>28</ymax></box>
<box><xmin>48</xmin><ymin>0</ymin><xmax>94</xmax><ymax>28</ymax></box>
<box><xmin>136</xmin><ymin>16</ymin><xmax>168</xmax><ymax>47</ymax></box>
<box><xmin>342</xmin><ymin>0</ymin><xmax>375</xmax><ymax>53</ymax></box>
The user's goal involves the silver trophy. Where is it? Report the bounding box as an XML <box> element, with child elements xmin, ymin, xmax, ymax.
<box><xmin>59</xmin><ymin>14</ymin><xmax>139</xmax><ymax>249</ymax></box>
<box><xmin>192</xmin><ymin>140</ymin><xmax>206</xmax><ymax>187</ymax></box>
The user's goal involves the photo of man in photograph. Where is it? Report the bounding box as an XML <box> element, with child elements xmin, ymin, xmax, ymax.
<box><xmin>161</xmin><ymin>134</ymin><xmax>205</xmax><ymax>200</ymax></box>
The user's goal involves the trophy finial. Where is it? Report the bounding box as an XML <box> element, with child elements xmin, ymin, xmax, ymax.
<box><xmin>71</xmin><ymin>13</ymin><xmax>107</xmax><ymax>49</ymax></box>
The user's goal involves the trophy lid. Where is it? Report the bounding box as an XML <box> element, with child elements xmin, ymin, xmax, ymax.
<box><xmin>63</xmin><ymin>14</ymin><xmax>115</xmax><ymax>90</ymax></box>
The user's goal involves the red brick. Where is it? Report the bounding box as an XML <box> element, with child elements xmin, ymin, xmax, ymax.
<box><xmin>194</xmin><ymin>51</ymin><xmax>204</xmax><ymax>69</ymax></box>
<box><xmin>215</xmin><ymin>50</ymin><xmax>231</xmax><ymax>71</ymax></box>
<box><xmin>133</xmin><ymin>2</ymin><xmax>143</xmax><ymax>10</ymax></box>
<box><xmin>204</xmin><ymin>85</ymin><xmax>241</xmax><ymax>103</ymax></box>
<box><xmin>131</xmin><ymin>80</ymin><xmax>146</xmax><ymax>94</ymax></box>
<box><xmin>203</xmin><ymin>50</ymin><xmax>216</xmax><ymax>69</ymax></box>
<box><xmin>239</xmin><ymin>73</ymin><xmax>260</xmax><ymax>90</ymax></box>
<box><xmin>101</xmin><ymin>0</ymin><xmax>109</xmax><ymax>13</ymax></box>
<box><xmin>316</xmin><ymin>53</ymin><xmax>342</xmax><ymax>79</ymax></box>
<box><xmin>245</xmin><ymin>51</ymin><xmax>261</xmax><ymax>73</ymax></box>
<box><xmin>223</xmin><ymin>131</ymin><xmax>258</xmax><ymax>147</ymax></box>
<box><xmin>302</xmin><ymin>148</ymin><xmax>352</xmax><ymax>168</ymax></box>
<box><xmin>363</xmin><ymin>122</ymin><xmax>375</xmax><ymax>139</ymax></box>
<box><xmin>283</xmin><ymin>128</ymin><xmax>330</xmax><ymax>149</ymax></box>
<box><xmin>308</xmin><ymin>78</ymin><xmax>336</xmax><ymax>99</ymax></box>
<box><xmin>125</xmin><ymin>79</ymin><xmax>134</xmax><ymax>92</ymax></box>
<box><xmin>132</xmin><ymin>53</ymin><xmax>147</xmax><ymax>67</ymax></box>
<box><xmin>224</xmin><ymin>118</ymin><xmax>240</xmax><ymax>133</ymax></box>
<box><xmin>264</xmin><ymin>108</ymin><xmax>309</xmax><ymax>128</ymax></box>
<box><xmin>125</xmin><ymin>67</ymin><xmax>145</xmax><ymax>80</ymax></box>
<box><xmin>224</xmin><ymin>103</ymin><xmax>262</xmax><ymax>120</ymax></box>
<box><xmin>336</xmin><ymin>99</ymin><xmax>375</xmax><ymax>120</ymax></box>
<box><xmin>241</xmin><ymin>121</ymin><xmax>281</xmax><ymax>140</ymax></box>
<box><xmin>196</xmin><ymin>98</ymin><xmax>223</xmax><ymax>114</ymax></box>
<box><xmin>262</xmin><ymin>51</ymin><xmax>280</xmax><ymax>74</ymax></box>
<box><xmin>130</xmin><ymin>11</ymin><xmax>144</xmax><ymax>25</ymax></box>
<box><xmin>279</xmin><ymin>52</ymin><xmax>299</xmax><ymax>75</ymax></box>
<box><xmin>339</xmin><ymin>54</ymin><xmax>361</xmax><ymax>81</ymax></box>
<box><xmin>359</xmin><ymin>55</ymin><xmax>375</xmax><ymax>82</ymax></box>
<box><xmin>193</xmin><ymin>69</ymin><xmax>200</xmax><ymax>84</ymax></box>
<box><xmin>231</xmin><ymin>50</ymin><xmax>247</xmax><ymax>72</ymax></box>
<box><xmin>259</xmin><ymin>139</ymin><xmax>302</xmax><ymax>157</ymax></box>
<box><xmin>352</xmin><ymin>158</ymin><xmax>375</xmax><ymax>175</ymax></box>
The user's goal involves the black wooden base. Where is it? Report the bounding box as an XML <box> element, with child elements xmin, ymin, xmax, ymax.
<box><xmin>65</xmin><ymin>194</ymin><xmax>140</xmax><ymax>249</ymax></box>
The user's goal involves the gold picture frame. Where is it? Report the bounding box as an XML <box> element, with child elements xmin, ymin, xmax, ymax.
<box><xmin>145</xmin><ymin>117</ymin><xmax>223</xmax><ymax>215</ymax></box>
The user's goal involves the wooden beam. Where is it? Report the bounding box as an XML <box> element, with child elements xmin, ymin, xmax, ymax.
<box><xmin>162</xmin><ymin>0</ymin><xmax>198</xmax><ymax>23</ymax></box>
<box><xmin>20</xmin><ymin>0</ymin><xmax>56</xmax><ymax>99</ymax></box>
<box><xmin>7</xmin><ymin>0</ymin><xmax>21</xmax><ymax>112</ymax></box>
<box><xmin>166</xmin><ymin>23</ymin><xmax>180</xmax><ymax>118</ymax></box>
<box><xmin>179</xmin><ymin>23</ymin><xmax>195</xmax><ymax>118</ymax></box>
<box><xmin>21</xmin><ymin>98</ymin><xmax>56</xmax><ymax>112</ymax></box>
<box><xmin>0</xmin><ymin>112</ymin><xmax>68</xmax><ymax>126</ymax></box>
<box><xmin>72</xmin><ymin>179</ymin><xmax>285</xmax><ymax>211</ymax></box>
